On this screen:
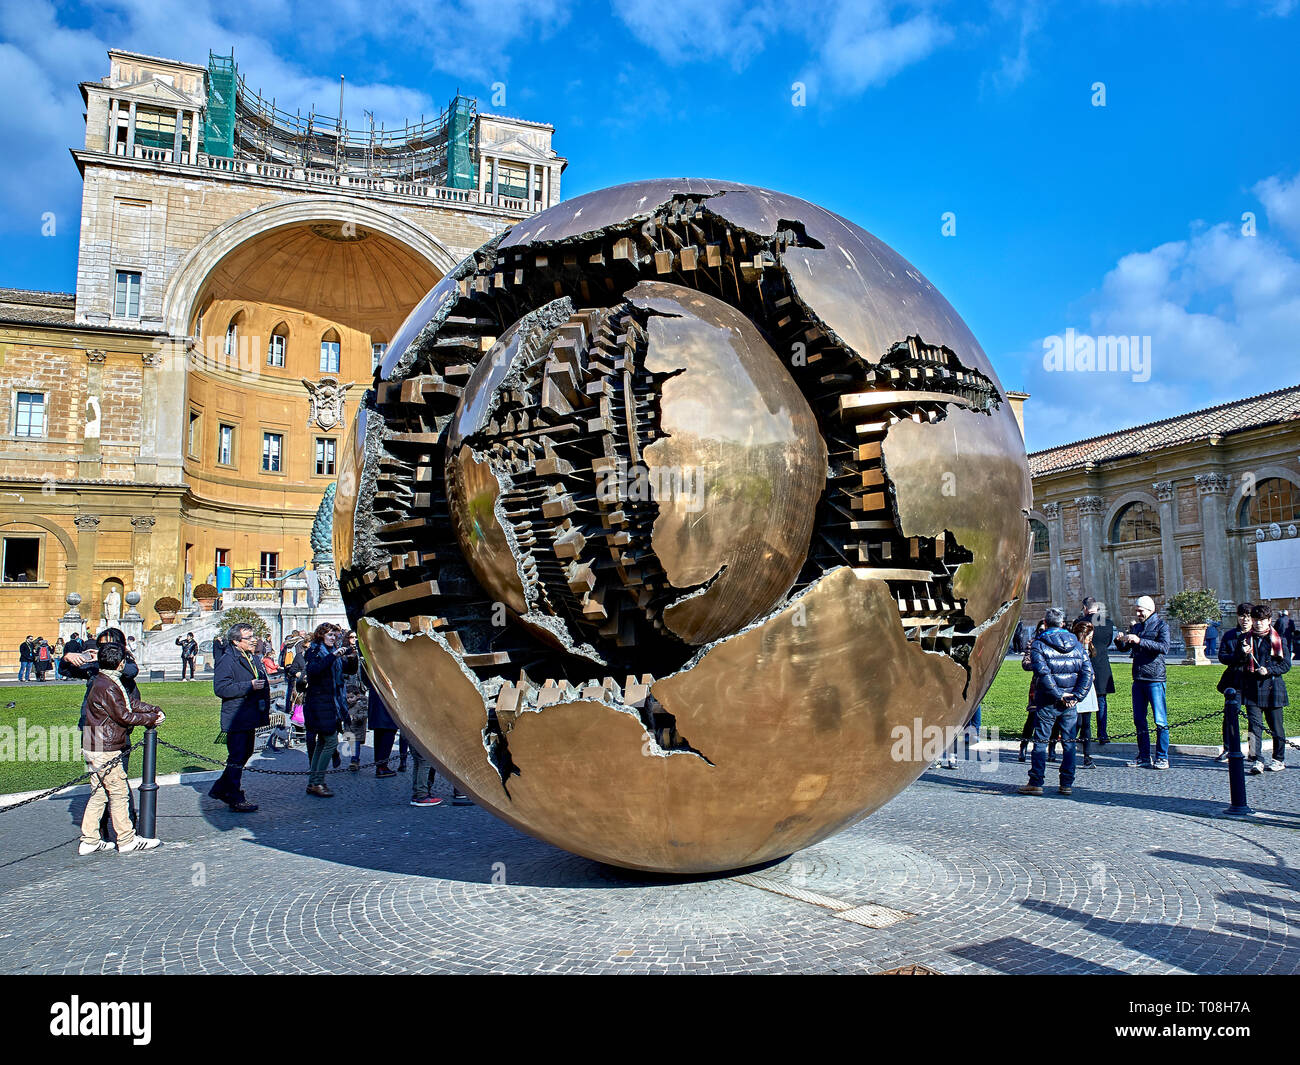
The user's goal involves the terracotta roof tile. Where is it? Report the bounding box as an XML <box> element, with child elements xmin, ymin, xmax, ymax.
<box><xmin>1028</xmin><ymin>384</ymin><xmax>1300</xmax><ymax>476</ymax></box>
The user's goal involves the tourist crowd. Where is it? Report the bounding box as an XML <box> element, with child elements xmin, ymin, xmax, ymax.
<box><xmin>1013</xmin><ymin>595</ymin><xmax>1293</xmax><ymax>797</ymax></box>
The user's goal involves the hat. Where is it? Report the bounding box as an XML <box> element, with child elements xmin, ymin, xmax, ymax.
<box><xmin>1135</xmin><ymin>595</ymin><xmax>1156</xmax><ymax>613</ymax></box>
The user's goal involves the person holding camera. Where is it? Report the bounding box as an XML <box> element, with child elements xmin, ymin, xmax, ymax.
<box><xmin>209</xmin><ymin>623</ymin><xmax>269</xmax><ymax>812</ymax></box>
<box><xmin>1018</xmin><ymin>607</ymin><xmax>1094</xmax><ymax>797</ymax></box>
<box><xmin>302</xmin><ymin>623</ymin><xmax>350</xmax><ymax>797</ymax></box>
<box><xmin>79</xmin><ymin>641</ymin><xmax>165</xmax><ymax>854</ymax></box>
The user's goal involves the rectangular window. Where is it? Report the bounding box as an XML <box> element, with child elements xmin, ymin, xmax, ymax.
<box><xmin>1129</xmin><ymin>558</ymin><xmax>1159</xmax><ymax>597</ymax></box>
<box><xmin>187</xmin><ymin>410</ymin><xmax>200</xmax><ymax>457</ymax></box>
<box><xmin>320</xmin><ymin>340</ymin><xmax>341</xmax><ymax>373</ymax></box>
<box><xmin>217</xmin><ymin>423</ymin><xmax>234</xmax><ymax>466</ymax></box>
<box><xmin>267</xmin><ymin>333</ymin><xmax>286</xmax><ymax>367</ymax></box>
<box><xmin>113</xmin><ymin>271</ymin><xmax>141</xmax><ymax>318</ymax></box>
<box><xmin>260</xmin><ymin>552</ymin><xmax>279</xmax><ymax>581</ymax></box>
<box><xmin>15</xmin><ymin>392</ymin><xmax>47</xmax><ymax>438</ymax></box>
<box><xmin>315</xmin><ymin>437</ymin><xmax>337</xmax><ymax>476</ymax></box>
<box><xmin>214</xmin><ymin>548</ymin><xmax>230</xmax><ymax>570</ymax></box>
<box><xmin>1027</xmin><ymin>570</ymin><xmax>1049</xmax><ymax>602</ymax></box>
<box><xmin>371</xmin><ymin>342</ymin><xmax>387</xmax><ymax>371</ymax></box>
<box><xmin>262</xmin><ymin>431</ymin><xmax>283</xmax><ymax>473</ymax></box>
<box><xmin>2</xmin><ymin>537</ymin><xmax>40</xmax><ymax>583</ymax></box>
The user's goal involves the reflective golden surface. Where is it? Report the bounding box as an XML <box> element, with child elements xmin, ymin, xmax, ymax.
<box><xmin>360</xmin><ymin>566</ymin><xmax>974</xmax><ymax>874</ymax></box>
<box><xmin>332</xmin><ymin>406</ymin><xmax>364</xmax><ymax>572</ymax></box>
<box><xmin>630</xmin><ymin>283</ymin><xmax>827</xmax><ymax>645</ymax></box>
<box><xmin>343</xmin><ymin>180</ymin><xmax>1033</xmax><ymax>875</ymax></box>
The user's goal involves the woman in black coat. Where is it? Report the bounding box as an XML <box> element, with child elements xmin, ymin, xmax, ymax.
<box><xmin>301</xmin><ymin>623</ymin><xmax>349</xmax><ymax>796</ymax></box>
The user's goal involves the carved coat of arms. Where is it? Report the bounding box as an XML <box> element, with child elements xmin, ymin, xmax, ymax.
<box><xmin>302</xmin><ymin>376</ymin><xmax>354</xmax><ymax>431</ymax></box>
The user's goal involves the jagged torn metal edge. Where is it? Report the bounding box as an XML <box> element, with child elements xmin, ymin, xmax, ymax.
<box><xmin>359</xmin><ymin>619</ymin><xmax>714</xmax><ymax>801</ymax></box>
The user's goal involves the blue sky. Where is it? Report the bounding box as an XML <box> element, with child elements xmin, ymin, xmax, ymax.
<box><xmin>2</xmin><ymin>0</ymin><xmax>1298</xmax><ymax>452</ymax></box>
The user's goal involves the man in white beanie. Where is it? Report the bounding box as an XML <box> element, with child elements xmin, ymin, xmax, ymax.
<box><xmin>1115</xmin><ymin>595</ymin><xmax>1172</xmax><ymax>768</ymax></box>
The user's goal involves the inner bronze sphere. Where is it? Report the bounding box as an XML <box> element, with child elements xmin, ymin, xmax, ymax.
<box><xmin>336</xmin><ymin>179</ymin><xmax>1032</xmax><ymax>874</ymax></box>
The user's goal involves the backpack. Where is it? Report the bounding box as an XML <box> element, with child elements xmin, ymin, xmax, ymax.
<box><xmin>37</xmin><ymin>645</ymin><xmax>50</xmax><ymax>662</ymax></box>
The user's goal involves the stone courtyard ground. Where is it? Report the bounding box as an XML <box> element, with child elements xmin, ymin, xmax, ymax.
<box><xmin>1</xmin><ymin>739</ymin><xmax>1297</xmax><ymax>975</ymax></box>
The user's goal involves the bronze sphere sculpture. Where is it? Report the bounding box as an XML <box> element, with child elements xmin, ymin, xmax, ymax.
<box><xmin>335</xmin><ymin>179</ymin><xmax>1032</xmax><ymax>874</ymax></box>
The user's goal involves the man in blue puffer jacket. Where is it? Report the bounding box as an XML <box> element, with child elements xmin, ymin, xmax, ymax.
<box><xmin>1019</xmin><ymin>607</ymin><xmax>1094</xmax><ymax>797</ymax></box>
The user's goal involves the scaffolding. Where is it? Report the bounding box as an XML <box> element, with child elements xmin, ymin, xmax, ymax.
<box><xmin>204</xmin><ymin>51</ymin><xmax>236</xmax><ymax>158</ymax></box>
<box><xmin>202</xmin><ymin>50</ymin><xmax>478</xmax><ymax>187</ymax></box>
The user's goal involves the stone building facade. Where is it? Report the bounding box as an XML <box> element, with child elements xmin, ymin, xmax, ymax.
<box><xmin>0</xmin><ymin>49</ymin><xmax>566</xmax><ymax>669</ymax></box>
<box><xmin>1025</xmin><ymin>384</ymin><xmax>1300</xmax><ymax>633</ymax></box>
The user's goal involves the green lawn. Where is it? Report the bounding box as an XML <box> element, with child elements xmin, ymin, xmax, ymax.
<box><xmin>0</xmin><ymin>680</ymin><xmax>241</xmax><ymax>795</ymax></box>
<box><xmin>979</xmin><ymin>658</ymin><xmax>1300</xmax><ymax>746</ymax></box>
<box><xmin>3</xmin><ymin>660</ymin><xmax>1297</xmax><ymax>797</ymax></box>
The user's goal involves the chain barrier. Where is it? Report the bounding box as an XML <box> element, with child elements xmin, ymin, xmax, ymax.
<box><xmin>156</xmin><ymin>737</ymin><xmax>394</xmax><ymax>776</ymax></box>
<box><xmin>0</xmin><ymin>740</ymin><xmax>143</xmax><ymax>814</ymax></box>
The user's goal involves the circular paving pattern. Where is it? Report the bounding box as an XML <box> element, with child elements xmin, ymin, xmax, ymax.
<box><xmin>2</xmin><ymin>745</ymin><xmax>1298</xmax><ymax>974</ymax></box>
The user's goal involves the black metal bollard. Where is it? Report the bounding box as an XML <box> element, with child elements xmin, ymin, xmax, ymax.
<box><xmin>1221</xmin><ymin>689</ymin><xmax>1253</xmax><ymax>817</ymax></box>
<box><xmin>138</xmin><ymin>728</ymin><xmax>159</xmax><ymax>838</ymax></box>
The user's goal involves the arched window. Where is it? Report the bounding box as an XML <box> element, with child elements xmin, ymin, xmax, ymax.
<box><xmin>223</xmin><ymin>312</ymin><xmax>242</xmax><ymax>358</ymax></box>
<box><xmin>267</xmin><ymin>321</ymin><xmax>289</xmax><ymax>367</ymax></box>
<box><xmin>1240</xmin><ymin>477</ymin><xmax>1300</xmax><ymax>526</ymax></box>
<box><xmin>1030</xmin><ymin>519</ymin><xmax>1049</xmax><ymax>554</ymax></box>
<box><xmin>1111</xmin><ymin>501</ymin><xmax>1161</xmax><ymax>544</ymax></box>
<box><xmin>320</xmin><ymin>329</ymin><xmax>341</xmax><ymax>373</ymax></box>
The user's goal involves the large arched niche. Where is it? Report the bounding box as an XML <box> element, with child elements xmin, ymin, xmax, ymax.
<box><xmin>163</xmin><ymin>197</ymin><xmax>457</xmax><ymax>340</ymax></box>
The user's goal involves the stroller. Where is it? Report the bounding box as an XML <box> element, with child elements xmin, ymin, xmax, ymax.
<box><xmin>264</xmin><ymin>673</ymin><xmax>305</xmax><ymax>751</ymax></box>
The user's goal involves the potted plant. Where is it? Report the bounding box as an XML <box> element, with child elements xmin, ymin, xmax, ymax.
<box><xmin>193</xmin><ymin>583</ymin><xmax>219</xmax><ymax>612</ymax></box>
<box><xmin>154</xmin><ymin>596</ymin><xmax>182</xmax><ymax>624</ymax></box>
<box><xmin>1165</xmin><ymin>588</ymin><xmax>1221</xmax><ymax>665</ymax></box>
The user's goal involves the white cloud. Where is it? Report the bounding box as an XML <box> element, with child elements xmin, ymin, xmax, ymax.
<box><xmin>612</xmin><ymin>0</ymin><xmax>953</xmax><ymax>92</ymax></box>
<box><xmin>1255</xmin><ymin>168</ymin><xmax>1300</xmax><ymax>246</ymax></box>
<box><xmin>0</xmin><ymin>0</ymin><xmax>571</xmax><ymax>237</ymax></box>
<box><xmin>1021</xmin><ymin>173</ymin><xmax>1300</xmax><ymax>451</ymax></box>
<box><xmin>985</xmin><ymin>0</ymin><xmax>1043</xmax><ymax>91</ymax></box>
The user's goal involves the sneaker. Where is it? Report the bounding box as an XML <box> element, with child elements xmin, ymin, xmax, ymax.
<box><xmin>1083</xmin><ymin>757</ymin><xmax>1096</xmax><ymax>768</ymax></box>
<box><xmin>1248</xmin><ymin>761</ymin><xmax>1265</xmax><ymax>776</ymax></box>
<box><xmin>348</xmin><ymin>760</ymin><xmax>360</xmax><ymax>773</ymax></box>
<box><xmin>1266</xmin><ymin>761</ymin><xmax>1286</xmax><ymax>772</ymax></box>
<box><xmin>410</xmin><ymin>795</ymin><xmax>443</xmax><ymax>807</ymax></box>
<box><xmin>1152</xmin><ymin>761</ymin><xmax>1170</xmax><ymax>771</ymax></box>
<box><xmin>1126</xmin><ymin>759</ymin><xmax>1152</xmax><ymax>769</ymax></box>
<box><xmin>375</xmin><ymin>767</ymin><xmax>397</xmax><ymax>779</ymax></box>
<box><xmin>452</xmin><ymin>792</ymin><xmax>472</xmax><ymax>806</ymax></box>
<box><xmin>943</xmin><ymin>758</ymin><xmax>958</xmax><ymax>770</ymax></box>
<box><xmin>1214</xmin><ymin>748</ymin><xmax>1229</xmax><ymax>763</ymax></box>
<box><xmin>306</xmin><ymin>784</ymin><xmax>335</xmax><ymax>797</ymax></box>
<box><xmin>1017</xmin><ymin>784</ymin><xmax>1043</xmax><ymax>796</ymax></box>
<box><xmin>227</xmin><ymin>799</ymin><xmax>259</xmax><ymax>813</ymax></box>
<box><xmin>117</xmin><ymin>837</ymin><xmax>161</xmax><ymax>852</ymax></box>
<box><xmin>77</xmin><ymin>840</ymin><xmax>113</xmax><ymax>856</ymax></box>
<box><xmin>1058</xmin><ymin>786</ymin><xmax>1073</xmax><ymax>796</ymax></box>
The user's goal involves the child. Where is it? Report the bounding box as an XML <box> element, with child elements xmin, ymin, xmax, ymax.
<box><xmin>79</xmin><ymin>641</ymin><xmax>164</xmax><ymax>854</ymax></box>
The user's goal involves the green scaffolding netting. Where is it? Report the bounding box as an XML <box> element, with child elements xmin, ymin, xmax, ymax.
<box><xmin>446</xmin><ymin>94</ymin><xmax>477</xmax><ymax>190</ymax></box>
<box><xmin>204</xmin><ymin>51</ymin><xmax>236</xmax><ymax>158</ymax></box>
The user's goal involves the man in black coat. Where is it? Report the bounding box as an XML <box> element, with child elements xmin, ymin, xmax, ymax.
<box><xmin>209</xmin><ymin>623</ymin><xmax>269</xmax><ymax>812</ymax></box>
<box><xmin>17</xmin><ymin>636</ymin><xmax>34</xmax><ymax>683</ymax></box>
<box><xmin>1222</xmin><ymin>605</ymin><xmax>1292</xmax><ymax>773</ymax></box>
<box><xmin>175</xmin><ymin>632</ymin><xmax>198</xmax><ymax>680</ymax></box>
<box><xmin>1115</xmin><ymin>596</ymin><xmax>1172</xmax><ymax>769</ymax></box>
<box><xmin>1216</xmin><ymin>603</ymin><xmax>1254</xmax><ymax>760</ymax></box>
<box><xmin>1074</xmin><ymin>597</ymin><xmax>1116</xmax><ymax>744</ymax></box>
<box><xmin>1277</xmin><ymin>609</ymin><xmax>1297</xmax><ymax>661</ymax></box>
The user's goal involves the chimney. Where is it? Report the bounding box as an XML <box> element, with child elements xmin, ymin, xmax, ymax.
<box><xmin>1006</xmin><ymin>390</ymin><xmax>1029</xmax><ymax>441</ymax></box>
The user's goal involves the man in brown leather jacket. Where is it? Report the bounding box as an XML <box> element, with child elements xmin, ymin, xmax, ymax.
<box><xmin>80</xmin><ymin>642</ymin><xmax>165</xmax><ymax>854</ymax></box>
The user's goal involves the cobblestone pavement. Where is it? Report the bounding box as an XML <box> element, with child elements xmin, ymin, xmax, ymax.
<box><xmin>1</xmin><ymin>742</ymin><xmax>1297</xmax><ymax>974</ymax></box>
